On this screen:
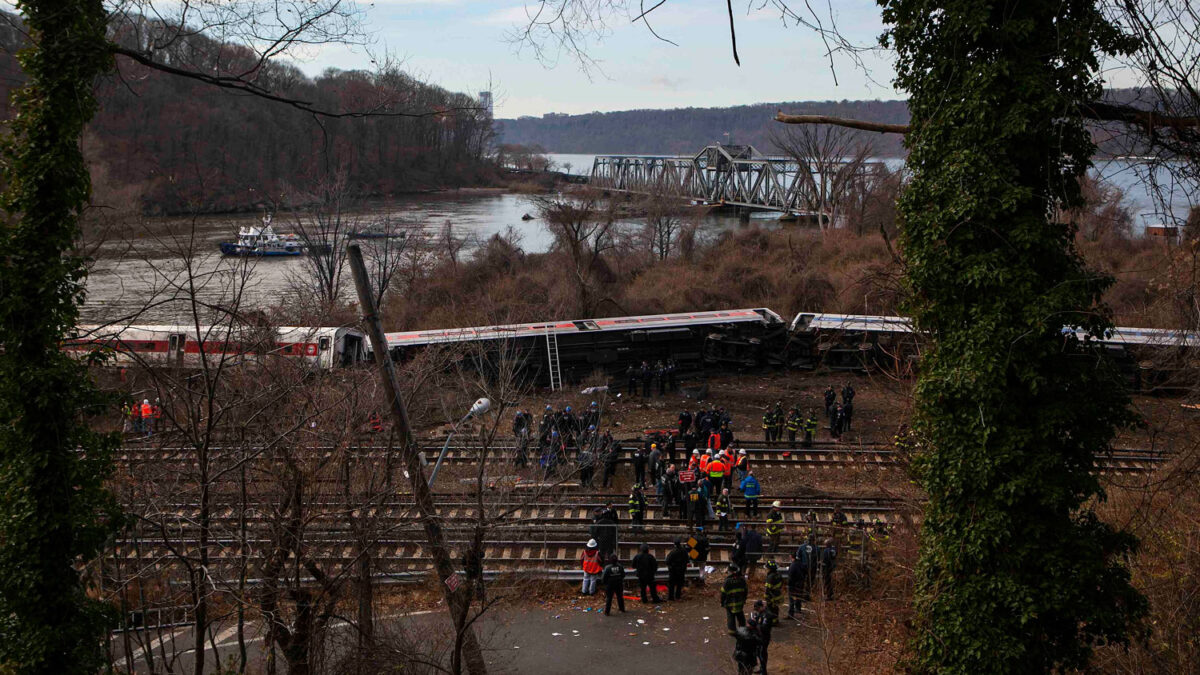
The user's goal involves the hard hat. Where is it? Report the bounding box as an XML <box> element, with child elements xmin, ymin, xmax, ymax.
<box><xmin>739</xmin><ymin>449</ymin><xmax>747</xmax><ymax>455</ymax></box>
<box><xmin>565</xmin><ymin>406</ymin><xmax>572</xmax><ymax>412</ymax></box>
<box><xmin>765</xmin><ymin>560</ymin><xmax>778</xmax><ymax>570</ymax></box>
<box><xmin>772</xmin><ymin>500</ymin><xmax>782</xmax><ymax>508</ymax></box>
<box><xmin>692</xmin><ymin>450</ymin><xmax>699</xmax><ymax>455</ymax></box>
<box><xmin>546</xmin><ymin>405</ymin><xmax>552</xmax><ymax>410</ymax></box>
<box><xmin>591</xmin><ymin>401</ymin><xmax>597</xmax><ymax>406</ymax></box>
<box><xmin>729</xmin><ymin>564</ymin><xmax>741</xmax><ymax>574</ymax></box>
<box><xmin>587</xmin><ymin>539</ymin><xmax>598</xmax><ymax>548</ymax></box>
<box><xmin>143</xmin><ymin>399</ymin><xmax>149</xmax><ymax>404</ymax></box>
<box><xmin>589</xmin><ymin>424</ymin><xmax>596</xmax><ymax>430</ymax></box>
<box><xmin>651</xmin><ymin>443</ymin><xmax>657</xmax><ymax>449</ymax></box>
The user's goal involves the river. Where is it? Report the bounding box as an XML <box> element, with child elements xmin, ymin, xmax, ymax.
<box><xmin>81</xmin><ymin>155</ymin><xmax>1195</xmax><ymax>323</ymax></box>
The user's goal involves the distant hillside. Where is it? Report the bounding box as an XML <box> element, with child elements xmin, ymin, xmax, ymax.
<box><xmin>496</xmin><ymin>100</ymin><xmax>911</xmax><ymax>156</ymax></box>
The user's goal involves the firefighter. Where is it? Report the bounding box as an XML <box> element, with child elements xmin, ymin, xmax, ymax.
<box><xmin>770</xmin><ymin>402</ymin><xmax>784</xmax><ymax>442</ymax></box>
<box><xmin>763</xmin><ymin>559</ymin><xmax>784</xmax><ymax>621</ymax></box>
<box><xmin>823</xmin><ymin>385</ymin><xmax>837</xmax><ymax>421</ymax></box>
<box><xmin>785</xmin><ymin>407</ymin><xmax>801</xmax><ymax>447</ymax></box>
<box><xmin>765</xmin><ymin>501</ymin><xmax>785</xmax><ymax>553</ymax></box>
<box><xmin>628</xmin><ymin>484</ymin><xmax>647</xmax><ymax>533</ymax></box>
<box><xmin>761</xmin><ymin>406</ymin><xmax>772</xmax><ymax>443</ymax></box>
<box><xmin>802</xmin><ymin>410</ymin><xmax>818</xmax><ymax>448</ymax></box>
<box><xmin>715</xmin><ymin>488</ymin><xmax>735</xmax><ymax>532</ymax></box>
<box><xmin>721</xmin><ymin>564</ymin><xmax>749</xmax><ymax>634</ymax></box>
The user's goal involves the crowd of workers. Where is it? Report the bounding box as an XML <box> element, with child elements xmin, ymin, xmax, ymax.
<box><xmin>537</xmin><ymin>389</ymin><xmax>880</xmax><ymax>675</ymax></box>
<box><xmin>122</xmin><ymin>398</ymin><xmax>162</xmax><ymax>436</ymax></box>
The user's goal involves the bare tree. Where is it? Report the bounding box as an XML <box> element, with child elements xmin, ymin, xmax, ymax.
<box><xmin>636</xmin><ymin>192</ymin><xmax>689</xmax><ymax>261</ymax></box>
<box><xmin>531</xmin><ymin>189</ymin><xmax>618</xmax><ymax>314</ymax></box>
<box><xmin>356</xmin><ymin>218</ymin><xmax>418</xmax><ymax>310</ymax></box>
<box><xmin>286</xmin><ymin>172</ymin><xmax>359</xmax><ymax>310</ymax></box>
<box><xmin>772</xmin><ymin>125</ymin><xmax>878</xmax><ymax>234</ymax></box>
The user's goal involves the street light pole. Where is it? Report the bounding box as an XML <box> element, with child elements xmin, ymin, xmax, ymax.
<box><xmin>429</xmin><ymin>397</ymin><xmax>491</xmax><ymax>487</ymax></box>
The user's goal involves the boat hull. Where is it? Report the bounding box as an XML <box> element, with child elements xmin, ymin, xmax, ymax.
<box><xmin>219</xmin><ymin>242</ymin><xmax>303</xmax><ymax>257</ymax></box>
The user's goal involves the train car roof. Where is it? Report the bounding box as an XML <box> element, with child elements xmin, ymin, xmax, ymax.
<box><xmin>792</xmin><ymin>312</ymin><xmax>1200</xmax><ymax>348</ymax></box>
<box><xmin>72</xmin><ymin>324</ymin><xmax>349</xmax><ymax>340</ymax></box>
<box><xmin>384</xmin><ymin>308</ymin><xmax>783</xmax><ymax>348</ymax></box>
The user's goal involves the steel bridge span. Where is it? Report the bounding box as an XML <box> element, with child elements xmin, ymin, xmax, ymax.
<box><xmin>590</xmin><ymin>143</ymin><xmax>883</xmax><ymax>216</ymax></box>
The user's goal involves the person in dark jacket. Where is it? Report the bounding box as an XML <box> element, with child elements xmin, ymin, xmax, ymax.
<box><xmin>678</xmin><ymin>409</ymin><xmax>692</xmax><ymax>436</ymax></box>
<box><xmin>660</xmin><ymin>465</ymin><xmax>681</xmax><ymax>518</ymax></box>
<box><xmin>640</xmin><ymin>361</ymin><xmax>652</xmax><ymax>397</ymax></box>
<box><xmin>796</xmin><ymin>537</ymin><xmax>817</xmax><ymax>600</ymax></box>
<box><xmin>665</xmin><ymin>537</ymin><xmax>689</xmax><ymax>600</ymax></box>
<box><xmin>786</xmin><ymin>554</ymin><xmax>805</xmax><ymax>619</ymax></box>
<box><xmin>626</xmin><ymin>364</ymin><xmax>638</xmax><ymax>396</ymax></box>
<box><xmin>818</xmin><ymin>538</ymin><xmax>838</xmax><ymax>601</ymax></box>
<box><xmin>749</xmin><ymin>600</ymin><xmax>774</xmax><ymax>674</ymax></box>
<box><xmin>732</xmin><ymin>624</ymin><xmax>762</xmax><ymax>675</ymax></box>
<box><xmin>602</xmin><ymin>436</ymin><xmax>619</xmax><ymax>487</ymax></box>
<box><xmin>632</xmin><ymin>446</ymin><xmax>648</xmax><ymax>486</ymax></box>
<box><xmin>720</xmin><ymin>565</ymin><xmax>749</xmax><ymax>633</ymax></box>
<box><xmin>743</xmin><ymin>524</ymin><xmax>764</xmax><ymax>574</ymax></box>
<box><xmin>632</xmin><ymin>543</ymin><xmax>661</xmax><ymax>603</ymax></box>
<box><xmin>601</xmin><ymin>555</ymin><xmax>627</xmax><ymax>615</ymax></box>
<box><xmin>590</xmin><ymin>504</ymin><xmax>619</xmax><ymax>558</ymax></box>
<box><xmin>823</xmin><ymin>385</ymin><xmax>837</xmax><ymax>421</ymax></box>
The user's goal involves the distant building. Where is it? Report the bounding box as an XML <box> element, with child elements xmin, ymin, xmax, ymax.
<box><xmin>479</xmin><ymin>91</ymin><xmax>493</xmax><ymax>116</ymax></box>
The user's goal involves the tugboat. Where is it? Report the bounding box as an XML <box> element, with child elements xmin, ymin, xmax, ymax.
<box><xmin>219</xmin><ymin>214</ymin><xmax>305</xmax><ymax>256</ymax></box>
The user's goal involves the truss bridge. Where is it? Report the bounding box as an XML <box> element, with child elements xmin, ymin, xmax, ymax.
<box><xmin>590</xmin><ymin>143</ymin><xmax>883</xmax><ymax>218</ymax></box>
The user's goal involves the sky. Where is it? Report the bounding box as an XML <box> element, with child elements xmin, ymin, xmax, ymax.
<box><xmin>295</xmin><ymin>1</ymin><xmax>903</xmax><ymax>118</ymax></box>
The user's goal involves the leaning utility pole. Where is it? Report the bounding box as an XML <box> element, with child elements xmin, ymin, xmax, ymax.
<box><xmin>348</xmin><ymin>244</ymin><xmax>487</xmax><ymax>675</ymax></box>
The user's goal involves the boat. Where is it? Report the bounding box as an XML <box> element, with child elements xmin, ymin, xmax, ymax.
<box><xmin>348</xmin><ymin>220</ymin><xmax>410</xmax><ymax>240</ymax></box>
<box><xmin>219</xmin><ymin>215</ymin><xmax>305</xmax><ymax>256</ymax></box>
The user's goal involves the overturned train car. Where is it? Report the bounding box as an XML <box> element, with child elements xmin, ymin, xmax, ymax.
<box><xmin>786</xmin><ymin>312</ymin><xmax>1200</xmax><ymax>393</ymax></box>
<box><xmin>383</xmin><ymin>308</ymin><xmax>787</xmax><ymax>385</ymax></box>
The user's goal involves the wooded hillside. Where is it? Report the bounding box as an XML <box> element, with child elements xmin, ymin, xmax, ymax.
<box><xmin>0</xmin><ymin>13</ymin><xmax>497</xmax><ymax>214</ymax></box>
<box><xmin>497</xmin><ymin>100</ymin><xmax>911</xmax><ymax>155</ymax></box>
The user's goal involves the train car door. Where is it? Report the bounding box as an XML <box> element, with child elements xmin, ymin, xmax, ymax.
<box><xmin>167</xmin><ymin>333</ymin><xmax>187</xmax><ymax>366</ymax></box>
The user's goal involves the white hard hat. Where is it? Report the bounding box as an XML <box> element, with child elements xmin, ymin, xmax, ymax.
<box><xmin>143</xmin><ymin>399</ymin><xmax>149</xmax><ymax>404</ymax></box>
<box><xmin>587</xmin><ymin>539</ymin><xmax>598</xmax><ymax>548</ymax></box>
<box><xmin>739</xmin><ymin>449</ymin><xmax>747</xmax><ymax>455</ymax></box>
<box><xmin>772</xmin><ymin>500</ymin><xmax>782</xmax><ymax>508</ymax></box>
<box><xmin>692</xmin><ymin>450</ymin><xmax>700</xmax><ymax>455</ymax></box>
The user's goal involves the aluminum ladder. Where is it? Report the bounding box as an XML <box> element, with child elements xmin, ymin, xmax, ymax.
<box><xmin>544</xmin><ymin>327</ymin><xmax>562</xmax><ymax>391</ymax></box>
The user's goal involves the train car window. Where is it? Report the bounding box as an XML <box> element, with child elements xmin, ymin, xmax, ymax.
<box><xmin>318</xmin><ymin>337</ymin><xmax>331</xmax><ymax>351</ymax></box>
<box><xmin>572</xmin><ymin>321</ymin><xmax>600</xmax><ymax>331</ymax></box>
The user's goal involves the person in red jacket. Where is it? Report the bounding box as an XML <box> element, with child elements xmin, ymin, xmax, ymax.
<box><xmin>140</xmin><ymin>399</ymin><xmax>153</xmax><ymax>437</ymax></box>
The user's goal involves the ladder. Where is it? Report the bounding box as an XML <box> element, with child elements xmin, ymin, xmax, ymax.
<box><xmin>544</xmin><ymin>327</ymin><xmax>562</xmax><ymax>391</ymax></box>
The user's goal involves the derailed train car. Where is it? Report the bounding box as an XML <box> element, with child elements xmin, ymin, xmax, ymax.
<box><xmin>66</xmin><ymin>324</ymin><xmax>369</xmax><ymax>370</ymax></box>
<box><xmin>787</xmin><ymin>311</ymin><xmax>1200</xmax><ymax>392</ymax></box>
<box><xmin>383</xmin><ymin>308</ymin><xmax>787</xmax><ymax>384</ymax></box>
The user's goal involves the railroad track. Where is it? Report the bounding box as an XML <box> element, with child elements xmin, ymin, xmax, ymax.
<box><xmin>108</xmin><ymin>530</ymin><xmax>886</xmax><ymax>574</ymax></box>
<box><xmin>110</xmin><ymin>442</ymin><xmax>1168</xmax><ymax>475</ymax></box>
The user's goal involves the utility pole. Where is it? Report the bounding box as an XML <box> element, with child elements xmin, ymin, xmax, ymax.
<box><xmin>348</xmin><ymin>244</ymin><xmax>487</xmax><ymax>675</ymax></box>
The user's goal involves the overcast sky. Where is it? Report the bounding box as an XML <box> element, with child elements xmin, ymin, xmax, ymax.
<box><xmin>299</xmin><ymin>1</ymin><xmax>903</xmax><ymax>118</ymax></box>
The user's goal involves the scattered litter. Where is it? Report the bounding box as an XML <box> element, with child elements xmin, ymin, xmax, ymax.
<box><xmin>662</xmin><ymin>628</ymin><xmax>670</xmax><ymax>631</ymax></box>
<box><xmin>702</xmin><ymin>616</ymin><xmax>710</xmax><ymax>620</ymax></box>
<box><xmin>704</xmin><ymin>638</ymin><xmax>710</xmax><ymax>644</ymax></box>
<box><xmin>553</xmin><ymin>615</ymin><xmax>561</xmax><ymax>619</ymax></box>
<box><xmin>642</xmin><ymin>641</ymin><xmax>650</xmax><ymax>645</ymax></box>
<box><xmin>670</xmin><ymin>641</ymin><xmax>677</xmax><ymax>645</ymax></box>
<box><xmin>628</xmin><ymin>632</ymin><xmax>637</xmax><ymax>636</ymax></box>
<box><xmin>551</xmin><ymin>632</ymin><xmax>562</xmax><ymax>637</ymax></box>
<box><xmin>572</xmin><ymin>630</ymin><xmax>579</xmax><ymax>634</ymax></box>
<box><xmin>636</xmin><ymin>619</ymin><xmax>645</xmax><ymax>624</ymax></box>
<box><xmin>513</xmin><ymin>646</ymin><xmax>520</xmax><ymax>649</ymax></box>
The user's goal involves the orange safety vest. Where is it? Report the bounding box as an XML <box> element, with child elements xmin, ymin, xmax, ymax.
<box><xmin>581</xmin><ymin>549</ymin><xmax>603</xmax><ymax>574</ymax></box>
<box><xmin>699</xmin><ymin>455</ymin><xmax>710</xmax><ymax>472</ymax></box>
<box><xmin>707</xmin><ymin>433</ymin><xmax>721</xmax><ymax>451</ymax></box>
<box><xmin>736</xmin><ymin>455</ymin><xmax>746</xmax><ymax>468</ymax></box>
<box><xmin>152</xmin><ymin>405</ymin><xmax>162</xmax><ymax>420</ymax></box>
<box><xmin>709</xmin><ymin>460</ymin><xmax>726</xmax><ymax>478</ymax></box>
<box><xmin>141</xmin><ymin>403</ymin><xmax>152</xmax><ymax>418</ymax></box>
